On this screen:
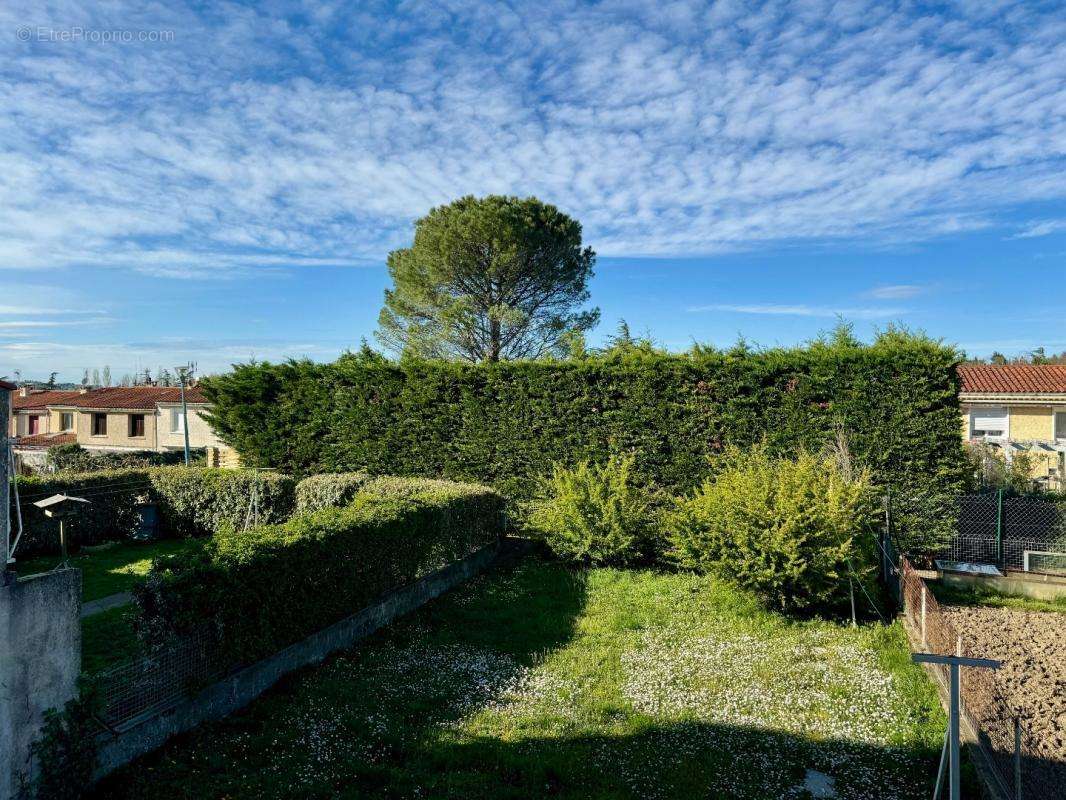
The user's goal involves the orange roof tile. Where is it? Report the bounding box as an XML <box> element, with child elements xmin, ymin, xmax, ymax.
<box><xmin>958</xmin><ymin>365</ymin><xmax>1066</xmax><ymax>394</ymax></box>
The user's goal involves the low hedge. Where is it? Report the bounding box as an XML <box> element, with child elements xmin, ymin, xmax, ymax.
<box><xmin>133</xmin><ymin>477</ymin><xmax>505</xmax><ymax>665</ymax></box>
<box><xmin>12</xmin><ymin>468</ymin><xmax>151</xmax><ymax>554</ymax></box>
<box><xmin>294</xmin><ymin>471</ymin><xmax>371</xmax><ymax>513</ymax></box>
<box><xmin>150</xmin><ymin>467</ymin><xmax>295</xmax><ymax>537</ymax></box>
<box><xmin>11</xmin><ymin>467</ymin><xmax>296</xmax><ymax>556</ymax></box>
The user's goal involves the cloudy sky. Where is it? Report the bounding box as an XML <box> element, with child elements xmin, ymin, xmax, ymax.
<box><xmin>1</xmin><ymin>0</ymin><xmax>1064</xmax><ymax>381</ymax></box>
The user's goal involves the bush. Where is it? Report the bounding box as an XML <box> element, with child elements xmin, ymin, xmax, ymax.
<box><xmin>201</xmin><ymin>331</ymin><xmax>968</xmax><ymax>551</ymax></box>
<box><xmin>12</xmin><ymin>468</ymin><xmax>153</xmax><ymax>554</ymax></box>
<box><xmin>45</xmin><ymin>443</ymin><xmax>204</xmax><ymax>473</ymax></box>
<box><xmin>294</xmin><ymin>471</ymin><xmax>372</xmax><ymax>512</ymax></box>
<box><xmin>527</xmin><ymin>454</ymin><xmax>650</xmax><ymax>565</ymax></box>
<box><xmin>133</xmin><ymin>477</ymin><xmax>504</xmax><ymax>665</ymax></box>
<box><xmin>10</xmin><ymin>467</ymin><xmax>295</xmax><ymax>556</ymax></box>
<box><xmin>666</xmin><ymin>444</ymin><xmax>876</xmax><ymax>612</ymax></box>
<box><xmin>149</xmin><ymin>467</ymin><xmax>295</xmax><ymax>537</ymax></box>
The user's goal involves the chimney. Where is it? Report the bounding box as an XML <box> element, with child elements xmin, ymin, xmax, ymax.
<box><xmin>79</xmin><ymin>387</ymin><xmax>89</xmax><ymax>395</ymax></box>
<box><xmin>18</xmin><ymin>387</ymin><xmax>27</xmax><ymax>398</ymax></box>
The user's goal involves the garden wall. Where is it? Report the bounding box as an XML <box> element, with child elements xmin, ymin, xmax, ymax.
<box><xmin>201</xmin><ymin>334</ymin><xmax>969</xmax><ymax>503</ymax></box>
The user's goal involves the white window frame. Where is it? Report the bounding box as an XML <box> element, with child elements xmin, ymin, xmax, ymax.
<box><xmin>1054</xmin><ymin>407</ymin><xmax>1066</xmax><ymax>442</ymax></box>
<box><xmin>969</xmin><ymin>406</ymin><xmax>1009</xmax><ymax>442</ymax></box>
<box><xmin>169</xmin><ymin>408</ymin><xmax>186</xmax><ymax>434</ymax></box>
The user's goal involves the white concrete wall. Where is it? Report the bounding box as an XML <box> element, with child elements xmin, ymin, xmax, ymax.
<box><xmin>0</xmin><ymin>569</ymin><xmax>81</xmax><ymax>799</ymax></box>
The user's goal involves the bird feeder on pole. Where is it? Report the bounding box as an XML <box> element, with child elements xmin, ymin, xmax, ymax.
<box><xmin>32</xmin><ymin>494</ymin><xmax>90</xmax><ymax>566</ymax></box>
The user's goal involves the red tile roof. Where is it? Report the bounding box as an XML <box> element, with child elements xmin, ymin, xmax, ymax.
<box><xmin>55</xmin><ymin>386</ymin><xmax>207</xmax><ymax>409</ymax></box>
<box><xmin>13</xmin><ymin>432</ymin><xmax>77</xmax><ymax>449</ymax></box>
<box><xmin>958</xmin><ymin>365</ymin><xmax>1066</xmax><ymax>395</ymax></box>
<box><xmin>12</xmin><ymin>390</ymin><xmax>84</xmax><ymax>410</ymax></box>
<box><xmin>12</xmin><ymin>386</ymin><xmax>206</xmax><ymax>410</ymax></box>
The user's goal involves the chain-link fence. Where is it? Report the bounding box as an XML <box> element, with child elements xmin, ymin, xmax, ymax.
<box><xmin>899</xmin><ymin>558</ymin><xmax>1056</xmax><ymax>799</ymax></box>
<box><xmin>93</xmin><ymin>626</ymin><xmax>225</xmax><ymax>732</ymax></box>
<box><xmin>921</xmin><ymin>492</ymin><xmax>1066</xmax><ymax>574</ymax></box>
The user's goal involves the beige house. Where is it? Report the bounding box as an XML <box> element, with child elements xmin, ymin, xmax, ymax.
<box><xmin>9</xmin><ymin>385</ymin><xmax>224</xmax><ymax>454</ymax></box>
<box><xmin>959</xmin><ymin>364</ymin><xmax>1066</xmax><ymax>489</ymax></box>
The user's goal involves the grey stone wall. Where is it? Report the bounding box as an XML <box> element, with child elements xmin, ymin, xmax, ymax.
<box><xmin>0</xmin><ymin>569</ymin><xmax>81</xmax><ymax>799</ymax></box>
<box><xmin>94</xmin><ymin>539</ymin><xmax>506</xmax><ymax>778</ymax></box>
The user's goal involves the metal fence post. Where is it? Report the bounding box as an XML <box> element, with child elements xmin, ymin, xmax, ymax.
<box><xmin>1014</xmin><ymin>717</ymin><xmax>1022</xmax><ymax>800</ymax></box>
<box><xmin>996</xmin><ymin>488</ymin><xmax>1004</xmax><ymax>567</ymax></box>
<box><xmin>921</xmin><ymin>585</ymin><xmax>928</xmax><ymax>649</ymax></box>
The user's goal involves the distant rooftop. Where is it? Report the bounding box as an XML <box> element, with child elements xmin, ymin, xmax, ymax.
<box><xmin>12</xmin><ymin>385</ymin><xmax>206</xmax><ymax>411</ymax></box>
<box><xmin>958</xmin><ymin>364</ymin><xmax>1066</xmax><ymax>395</ymax></box>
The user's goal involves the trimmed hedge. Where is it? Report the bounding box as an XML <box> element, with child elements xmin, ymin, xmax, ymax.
<box><xmin>11</xmin><ymin>467</ymin><xmax>295</xmax><ymax>556</ymax></box>
<box><xmin>150</xmin><ymin>467</ymin><xmax>294</xmax><ymax>537</ymax></box>
<box><xmin>133</xmin><ymin>477</ymin><xmax>504</xmax><ymax>665</ymax></box>
<box><xmin>12</xmin><ymin>468</ymin><xmax>151</xmax><ymax>554</ymax></box>
<box><xmin>201</xmin><ymin>333</ymin><xmax>969</xmax><ymax>511</ymax></box>
<box><xmin>294</xmin><ymin>471</ymin><xmax>371</xmax><ymax>513</ymax></box>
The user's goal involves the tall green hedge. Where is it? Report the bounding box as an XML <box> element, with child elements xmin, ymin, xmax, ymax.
<box><xmin>11</xmin><ymin>467</ymin><xmax>295</xmax><ymax>556</ymax></box>
<box><xmin>201</xmin><ymin>332</ymin><xmax>968</xmax><ymax>503</ymax></box>
<box><xmin>133</xmin><ymin>477</ymin><xmax>504</xmax><ymax>665</ymax></box>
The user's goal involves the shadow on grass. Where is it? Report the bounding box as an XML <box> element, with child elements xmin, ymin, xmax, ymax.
<box><xmin>90</xmin><ymin>558</ymin><xmax>984</xmax><ymax>800</ymax></box>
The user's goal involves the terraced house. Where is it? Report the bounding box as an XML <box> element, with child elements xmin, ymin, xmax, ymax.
<box><xmin>959</xmin><ymin>364</ymin><xmax>1066</xmax><ymax>490</ymax></box>
<box><xmin>8</xmin><ymin>385</ymin><xmax>224</xmax><ymax>454</ymax></box>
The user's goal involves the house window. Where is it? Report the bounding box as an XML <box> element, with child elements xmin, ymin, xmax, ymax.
<box><xmin>60</xmin><ymin>412</ymin><xmax>74</xmax><ymax>431</ymax></box>
<box><xmin>970</xmin><ymin>407</ymin><xmax>1008</xmax><ymax>441</ymax></box>
<box><xmin>28</xmin><ymin>415</ymin><xmax>41</xmax><ymax>435</ymax></box>
<box><xmin>170</xmin><ymin>409</ymin><xmax>185</xmax><ymax>433</ymax></box>
<box><xmin>92</xmin><ymin>413</ymin><xmax>107</xmax><ymax>436</ymax></box>
<box><xmin>129</xmin><ymin>414</ymin><xmax>145</xmax><ymax>438</ymax></box>
<box><xmin>1055</xmin><ymin>411</ymin><xmax>1066</xmax><ymax>441</ymax></box>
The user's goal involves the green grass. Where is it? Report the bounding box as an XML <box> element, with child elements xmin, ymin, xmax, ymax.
<box><xmin>94</xmin><ymin>559</ymin><xmax>952</xmax><ymax>800</ymax></box>
<box><xmin>82</xmin><ymin>606</ymin><xmax>143</xmax><ymax>675</ymax></box>
<box><xmin>17</xmin><ymin>538</ymin><xmax>201</xmax><ymax>602</ymax></box>
<box><xmin>930</xmin><ymin>580</ymin><xmax>1066</xmax><ymax>614</ymax></box>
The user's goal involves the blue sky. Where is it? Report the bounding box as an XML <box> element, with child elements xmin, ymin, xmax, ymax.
<box><xmin>1</xmin><ymin>1</ymin><xmax>1064</xmax><ymax>381</ymax></box>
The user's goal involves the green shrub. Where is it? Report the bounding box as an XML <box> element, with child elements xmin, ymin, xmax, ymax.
<box><xmin>12</xmin><ymin>468</ymin><xmax>152</xmax><ymax>555</ymax></box>
<box><xmin>45</xmin><ymin>443</ymin><xmax>204</xmax><ymax>473</ymax></box>
<box><xmin>10</xmin><ymin>467</ymin><xmax>295</xmax><ymax>556</ymax></box>
<box><xmin>666</xmin><ymin>444</ymin><xmax>876</xmax><ymax>612</ymax></box>
<box><xmin>201</xmin><ymin>331</ymin><xmax>968</xmax><ymax>551</ymax></box>
<box><xmin>527</xmin><ymin>454</ymin><xmax>650</xmax><ymax>565</ymax></box>
<box><xmin>149</xmin><ymin>467</ymin><xmax>295</xmax><ymax>537</ymax></box>
<box><xmin>133</xmin><ymin>477</ymin><xmax>504</xmax><ymax>665</ymax></box>
<box><xmin>294</xmin><ymin>471</ymin><xmax>372</xmax><ymax>512</ymax></box>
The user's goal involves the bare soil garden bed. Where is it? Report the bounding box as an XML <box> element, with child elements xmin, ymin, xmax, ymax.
<box><xmin>940</xmin><ymin>604</ymin><xmax>1066</xmax><ymax>783</ymax></box>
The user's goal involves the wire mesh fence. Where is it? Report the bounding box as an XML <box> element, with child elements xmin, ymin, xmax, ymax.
<box><xmin>93</xmin><ymin>626</ymin><xmax>225</xmax><ymax>732</ymax></box>
<box><xmin>926</xmin><ymin>493</ymin><xmax>1066</xmax><ymax>574</ymax></box>
<box><xmin>899</xmin><ymin>558</ymin><xmax>1058</xmax><ymax>799</ymax></box>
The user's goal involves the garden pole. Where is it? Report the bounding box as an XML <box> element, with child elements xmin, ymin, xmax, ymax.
<box><xmin>1014</xmin><ymin>717</ymin><xmax>1022</xmax><ymax>800</ymax></box>
<box><xmin>996</xmin><ymin>488</ymin><xmax>1004</xmax><ymax>568</ymax></box>
<box><xmin>912</xmin><ymin>654</ymin><xmax>1001</xmax><ymax>800</ymax></box>
<box><xmin>932</xmin><ymin>730</ymin><xmax>948</xmax><ymax>800</ymax></box>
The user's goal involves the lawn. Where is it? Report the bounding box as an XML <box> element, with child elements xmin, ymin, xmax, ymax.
<box><xmin>930</xmin><ymin>580</ymin><xmax>1066</xmax><ymax>615</ymax></box>
<box><xmin>82</xmin><ymin>606</ymin><xmax>143</xmax><ymax>675</ymax></box>
<box><xmin>94</xmin><ymin>557</ymin><xmax>950</xmax><ymax>800</ymax></box>
<box><xmin>17</xmin><ymin>537</ymin><xmax>200</xmax><ymax>602</ymax></box>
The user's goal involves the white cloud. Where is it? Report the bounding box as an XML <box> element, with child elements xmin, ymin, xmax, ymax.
<box><xmin>0</xmin><ymin>337</ymin><xmax>343</xmax><ymax>380</ymax></box>
<box><xmin>687</xmin><ymin>303</ymin><xmax>906</xmax><ymax>320</ymax></box>
<box><xmin>1010</xmin><ymin>220</ymin><xmax>1066</xmax><ymax>239</ymax></box>
<box><xmin>864</xmin><ymin>284</ymin><xmax>926</xmax><ymax>300</ymax></box>
<box><xmin>0</xmin><ymin>0</ymin><xmax>1061</xmax><ymax>274</ymax></box>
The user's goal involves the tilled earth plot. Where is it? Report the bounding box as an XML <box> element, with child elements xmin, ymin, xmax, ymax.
<box><xmin>940</xmin><ymin>605</ymin><xmax>1066</xmax><ymax>785</ymax></box>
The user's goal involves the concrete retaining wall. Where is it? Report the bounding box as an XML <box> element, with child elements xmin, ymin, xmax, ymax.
<box><xmin>94</xmin><ymin>539</ymin><xmax>504</xmax><ymax>778</ymax></box>
<box><xmin>0</xmin><ymin>569</ymin><xmax>81</xmax><ymax>800</ymax></box>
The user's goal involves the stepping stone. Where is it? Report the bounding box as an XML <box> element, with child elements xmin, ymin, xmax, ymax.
<box><xmin>802</xmin><ymin>769</ymin><xmax>837</xmax><ymax>798</ymax></box>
